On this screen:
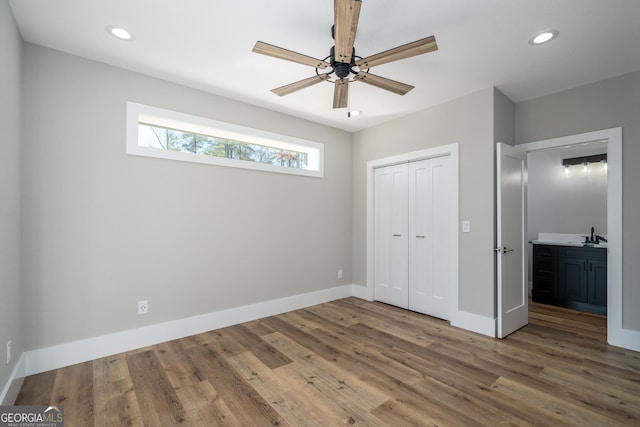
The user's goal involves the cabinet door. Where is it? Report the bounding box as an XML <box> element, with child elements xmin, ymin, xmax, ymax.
<box><xmin>532</xmin><ymin>256</ymin><xmax>555</xmax><ymax>296</ymax></box>
<box><xmin>556</xmin><ymin>256</ymin><xmax>588</xmax><ymax>303</ymax></box>
<box><xmin>408</xmin><ymin>156</ymin><xmax>452</xmax><ymax>320</ymax></box>
<box><xmin>532</xmin><ymin>245</ymin><xmax>556</xmax><ymax>301</ymax></box>
<box><xmin>374</xmin><ymin>164</ymin><xmax>409</xmax><ymax>308</ymax></box>
<box><xmin>588</xmin><ymin>258</ymin><xmax>607</xmax><ymax>307</ymax></box>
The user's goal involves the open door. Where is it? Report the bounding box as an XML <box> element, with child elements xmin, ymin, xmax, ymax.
<box><xmin>496</xmin><ymin>143</ymin><xmax>528</xmax><ymax>338</ymax></box>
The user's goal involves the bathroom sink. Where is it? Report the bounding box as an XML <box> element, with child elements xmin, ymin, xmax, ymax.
<box><xmin>530</xmin><ymin>233</ymin><xmax>608</xmax><ymax>248</ymax></box>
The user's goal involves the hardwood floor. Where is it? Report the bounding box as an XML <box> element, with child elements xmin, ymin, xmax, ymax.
<box><xmin>15</xmin><ymin>298</ymin><xmax>640</xmax><ymax>426</ymax></box>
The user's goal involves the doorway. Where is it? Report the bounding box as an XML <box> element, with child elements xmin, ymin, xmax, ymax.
<box><xmin>527</xmin><ymin>141</ymin><xmax>608</xmax><ymax>315</ymax></box>
<box><xmin>517</xmin><ymin>127</ymin><xmax>626</xmax><ymax>349</ymax></box>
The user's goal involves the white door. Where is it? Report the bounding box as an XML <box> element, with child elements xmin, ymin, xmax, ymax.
<box><xmin>408</xmin><ymin>157</ymin><xmax>452</xmax><ymax>320</ymax></box>
<box><xmin>374</xmin><ymin>164</ymin><xmax>408</xmax><ymax>308</ymax></box>
<box><xmin>496</xmin><ymin>143</ymin><xmax>528</xmax><ymax>338</ymax></box>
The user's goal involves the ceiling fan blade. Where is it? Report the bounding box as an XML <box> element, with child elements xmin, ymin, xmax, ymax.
<box><xmin>333</xmin><ymin>78</ymin><xmax>349</xmax><ymax>109</ymax></box>
<box><xmin>253</xmin><ymin>41</ymin><xmax>330</xmax><ymax>69</ymax></box>
<box><xmin>356</xmin><ymin>36</ymin><xmax>438</xmax><ymax>69</ymax></box>
<box><xmin>354</xmin><ymin>72</ymin><xmax>414</xmax><ymax>95</ymax></box>
<box><xmin>272</xmin><ymin>74</ymin><xmax>331</xmax><ymax>97</ymax></box>
<box><xmin>334</xmin><ymin>0</ymin><xmax>362</xmax><ymax>63</ymax></box>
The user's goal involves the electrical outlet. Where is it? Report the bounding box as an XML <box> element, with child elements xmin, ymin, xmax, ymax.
<box><xmin>338</xmin><ymin>269</ymin><xmax>343</xmax><ymax>279</ymax></box>
<box><xmin>6</xmin><ymin>340</ymin><xmax>11</xmax><ymax>365</ymax></box>
<box><xmin>138</xmin><ymin>300</ymin><xmax>149</xmax><ymax>315</ymax></box>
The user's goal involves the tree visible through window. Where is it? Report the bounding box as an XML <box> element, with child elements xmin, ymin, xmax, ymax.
<box><xmin>139</xmin><ymin>123</ymin><xmax>309</xmax><ymax>169</ymax></box>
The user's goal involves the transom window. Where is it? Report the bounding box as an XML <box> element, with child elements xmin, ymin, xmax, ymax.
<box><xmin>126</xmin><ymin>102</ymin><xmax>324</xmax><ymax>178</ymax></box>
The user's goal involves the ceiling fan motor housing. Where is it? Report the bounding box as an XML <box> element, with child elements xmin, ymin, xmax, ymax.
<box><xmin>330</xmin><ymin>46</ymin><xmax>356</xmax><ymax>78</ymax></box>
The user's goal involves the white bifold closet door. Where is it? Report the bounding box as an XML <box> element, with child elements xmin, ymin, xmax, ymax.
<box><xmin>374</xmin><ymin>156</ymin><xmax>452</xmax><ymax>320</ymax></box>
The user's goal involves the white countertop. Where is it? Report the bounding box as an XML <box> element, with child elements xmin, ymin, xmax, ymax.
<box><xmin>530</xmin><ymin>232</ymin><xmax>608</xmax><ymax>248</ymax></box>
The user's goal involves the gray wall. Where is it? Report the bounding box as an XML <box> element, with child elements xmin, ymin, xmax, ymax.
<box><xmin>352</xmin><ymin>88</ymin><xmax>496</xmax><ymax>318</ymax></box>
<box><xmin>493</xmin><ymin>88</ymin><xmax>515</xmax><ymax>146</ymax></box>
<box><xmin>528</xmin><ymin>144</ymin><xmax>608</xmax><ymax>237</ymax></box>
<box><xmin>0</xmin><ymin>0</ymin><xmax>23</xmax><ymax>399</ymax></box>
<box><xmin>21</xmin><ymin>44</ymin><xmax>353</xmax><ymax>350</ymax></box>
<box><xmin>515</xmin><ymin>70</ymin><xmax>640</xmax><ymax>331</ymax></box>
<box><xmin>527</xmin><ymin>144</ymin><xmax>608</xmax><ymax>284</ymax></box>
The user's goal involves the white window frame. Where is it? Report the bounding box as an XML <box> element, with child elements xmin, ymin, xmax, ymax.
<box><xmin>126</xmin><ymin>102</ymin><xmax>324</xmax><ymax>178</ymax></box>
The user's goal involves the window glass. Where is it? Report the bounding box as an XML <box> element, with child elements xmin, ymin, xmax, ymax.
<box><xmin>126</xmin><ymin>102</ymin><xmax>323</xmax><ymax>178</ymax></box>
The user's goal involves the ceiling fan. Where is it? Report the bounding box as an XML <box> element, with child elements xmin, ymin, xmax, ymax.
<box><xmin>252</xmin><ymin>0</ymin><xmax>438</xmax><ymax>110</ymax></box>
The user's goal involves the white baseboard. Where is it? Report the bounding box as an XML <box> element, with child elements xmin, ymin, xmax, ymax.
<box><xmin>608</xmin><ymin>327</ymin><xmax>640</xmax><ymax>352</ymax></box>
<box><xmin>0</xmin><ymin>353</ymin><xmax>26</xmax><ymax>405</ymax></box>
<box><xmin>22</xmin><ymin>285</ymin><xmax>354</xmax><ymax>377</ymax></box>
<box><xmin>450</xmin><ymin>310</ymin><xmax>496</xmax><ymax>337</ymax></box>
<box><xmin>351</xmin><ymin>284</ymin><xmax>373</xmax><ymax>301</ymax></box>
<box><xmin>11</xmin><ymin>283</ymin><xmax>638</xmax><ymax>390</ymax></box>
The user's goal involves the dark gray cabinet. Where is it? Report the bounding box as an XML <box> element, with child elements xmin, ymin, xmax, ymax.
<box><xmin>532</xmin><ymin>244</ymin><xmax>607</xmax><ymax>315</ymax></box>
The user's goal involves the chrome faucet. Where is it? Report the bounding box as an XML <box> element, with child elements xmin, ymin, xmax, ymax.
<box><xmin>590</xmin><ymin>226</ymin><xmax>595</xmax><ymax>243</ymax></box>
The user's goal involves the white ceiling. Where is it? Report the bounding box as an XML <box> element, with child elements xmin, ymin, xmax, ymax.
<box><xmin>9</xmin><ymin>0</ymin><xmax>640</xmax><ymax>132</ymax></box>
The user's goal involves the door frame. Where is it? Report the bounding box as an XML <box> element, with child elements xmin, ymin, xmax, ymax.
<box><xmin>365</xmin><ymin>143</ymin><xmax>459</xmax><ymax>319</ymax></box>
<box><xmin>518</xmin><ymin>127</ymin><xmax>638</xmax><ymax>351</ymax></box>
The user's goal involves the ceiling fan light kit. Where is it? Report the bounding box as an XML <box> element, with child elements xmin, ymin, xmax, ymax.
<box><xmin>252</xmin><ymin>0</ymin><xmax>438</xmax><ymax>111</ymax></box>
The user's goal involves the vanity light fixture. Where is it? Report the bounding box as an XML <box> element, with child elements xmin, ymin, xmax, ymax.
<box><xmin>563</xmin><ymin>154</ymin><xmax>607</xmax><ymax>176</ymax></box>
<box><xmin>107</xmin><ymin>26</ymin><xmax>133</xmax><ymax>41</ymax></box>
<box><xmin>529</xmin><ymin>30</ymin><xmax>559</xmax><ymax>46</ymax></box>
<box><xmin>562</xmin><ymin>153</ymin><xmax>607</xmax><ymax>168</ymax></box>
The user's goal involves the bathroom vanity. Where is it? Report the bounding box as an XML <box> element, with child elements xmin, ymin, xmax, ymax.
<box><xmin>531</xmin><ymin>233</ymin><xmax>607</xmax><ymax>315</ymax></box>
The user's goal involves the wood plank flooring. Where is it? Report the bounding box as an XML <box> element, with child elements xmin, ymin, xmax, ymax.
<box><xmin>15</xmin><ymin>298</ymin><xmax>640</xmax><ymax>426</ymax></box>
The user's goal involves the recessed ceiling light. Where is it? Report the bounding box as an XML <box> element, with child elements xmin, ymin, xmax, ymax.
<box><xmin>107</xmin><ymin>26</ymin><xmax>133</xmax><ymax>41</ymax></box>
<box><xmin>348</xmin><ymin>110</ymin><xmax>361</xmax><ymax>117</ymax></box>
<box><xmin>529</xmin><ymin>30</ymin><xmax>559</xmax><ymax>45</ymax></box>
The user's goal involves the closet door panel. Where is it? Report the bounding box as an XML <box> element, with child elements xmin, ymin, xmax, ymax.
<box><xmin>409</xmin><ymin>157</ymin><xmax>452</xmax><ymax>320</ymax></box>
<box><xmin>374</xmin><ymin>168</ymin><xmax>392</xmax><ymax>304</ymax></box>
<box><xmin>429</xmin><ymin>156</ymin><xmax>452</xmax><ymax>320</ymax></box>
<box><xmin>408</xmin><ymin>162</ymin><xmax>431</xmax><ymax>313</ymax></box>
<box><xmin>374</xmin><ymin>164</ymin><xmax>408</xmax><ymax>308</ymax></box>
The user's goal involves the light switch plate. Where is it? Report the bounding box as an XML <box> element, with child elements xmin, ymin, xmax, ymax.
<box><xmin>462</xmin><ymin>220</ymin><xmax>471</xmax><ymax>233</ymax></box>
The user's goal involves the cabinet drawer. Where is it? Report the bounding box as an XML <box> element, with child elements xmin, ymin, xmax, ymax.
<box><xmin>533</xmin><ymin>257</ymin><xmax>555</xmax><ymax>277</ymax></box>
<box><xmin>533</xmin><ymin>245</ymin><xmax>557</xmax><ymax>258</ymax></box>
<box><xmin>533</xmin><ymin>277</ymin><xmax>554</xmax><ymax>293</ymax></box>
<box><xmin>558</xmin><ymin>246</ymin><xmax>606</xmax><ymax>260</ymax></box>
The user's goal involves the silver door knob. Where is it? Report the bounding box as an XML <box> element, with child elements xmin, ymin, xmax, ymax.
<box><xmin>495</xmin><ymin>247</ymin><xmax>514</xmax><ymax>254</ymax></box>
